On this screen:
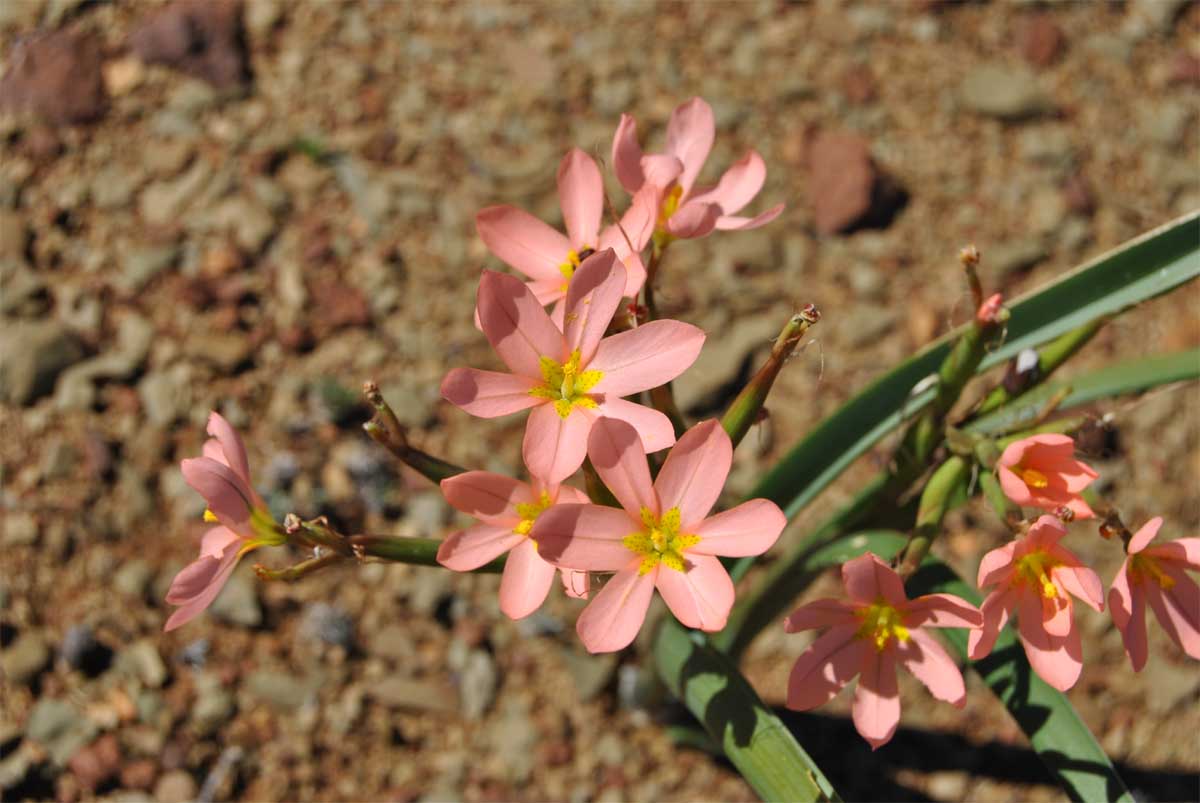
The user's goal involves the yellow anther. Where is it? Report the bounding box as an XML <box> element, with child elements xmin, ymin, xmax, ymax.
<box><xmin>1015</xmin><ymin>551</ymin><xmax>1062</xmax><ymax>599</ymax></box>
<box><xmin>855</xmin><ymin>600</ymin><xmax>910</xmax><ymax>652</ymax></box>
<box><xmin>203</xmin><ymin>508</ymin><xmax>219</xmax><ymax>523</ymax></box>
<box><xmin>529</xmin><ymin>350</ymin><xmax>603</xmax><ymax>419</ymax></box>
<box><xmin>513</xmin><ymin>491</ymin><xmax>553</xmax><ymax>538</ymax></box>
<box><xmin>1018</xmin><ymin>467</ymin><xmax>1049</xmax><ymax>489</ymax></box>
<box><xmin>623</xmin><ymin>507</ymin><xmax>697</xmax><ymax>574</ymax></box>
<box><xmin>1131</xmin><ymin>553</ymin><xmax>1176</xmax><ymax>589</ymax></box>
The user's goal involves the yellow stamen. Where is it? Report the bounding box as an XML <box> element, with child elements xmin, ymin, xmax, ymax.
<box><xmin>1018</xmin><ymin>466</ymin><xmax>1049</xmax><ymax>489</ymax></box>
<box><xmin>622</xmin><ymin>506</ymin><xmax>698</xmax><ymax>575</ymax></box>
<box><xmin>855</xmin><ymin>600</ymin><xmax>910</xmax><ymax>652</ymax></box>
<box><xmin>1015</xmin><ymin>550</ymin><xmax>1062</xmax><ymax>599</ymax></box>
<box><xmin>528</xmin><ymin>349</ymin><xmax>603</xmax><ymax>419</ymax></box>
<box><xmin>203</xmin><ymin>508</ymin><xmax>219</xmax><ymax>523</ymax></box>
<box><xmin>513</xmin><ymin>491</ymin><xmax>554</xmax><ymax>537</ymax></box>
<box><xmin>1130</xmin><ymin>553</ymin><xmax>1176</xmax><ymax>589</ymax></box>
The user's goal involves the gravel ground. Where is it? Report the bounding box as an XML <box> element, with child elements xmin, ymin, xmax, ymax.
<box><xmin>1</xmin><ymin>1</ymin><xmax>1198</xmax><ymax>801</ymax></box>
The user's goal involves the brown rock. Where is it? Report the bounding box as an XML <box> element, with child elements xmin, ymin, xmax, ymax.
<box><xmin>119</xmin><ymin>759</ymin><xmax>159</xmax><ymax>791</ymax></box>
<box><xmin>1019</xmin><ymin>14</ymin><xmax>1065</xmax><ymax>68</ymax></box>
<box><xmin>154</xmin><ymin>770</ymin><xmax>197</xmax><ymax>803</ymax></box>
<box><xmin>0</xmin><ymin>29</ymin><xmax>108</xmax><ymax>124</ymax></box>
<box><xmin>841</xmin><ymin>64</ymin><xmax>877</xmax><ymax>105</ymax></box>
<box><xmin>1062</xmin><ymin>173</ymin><xmax>1096</xmax><ymax>216</ymax></box>
<box><xmin>129</xmin><ymin>0</ymin><xmax>250</xmax><ymax>89</ymax></box>
<box><xmin>1169</xmin><ymin>50</ymin><xmax>1200</xmax><ymax>86</ymax></box>
<box><xmin>311</xmin><ymin>278</ymin><xmax>371</xmax><ymax>331</ymax></box>
<box><xmin>806</xmin><ymin>131</ymin><xmax>907</xmax><ymax>235</ymax></box>
<box><xmin>68</xmin><ymin>733</ymin><xmax>121</xmax><ymax>792</ymax></box>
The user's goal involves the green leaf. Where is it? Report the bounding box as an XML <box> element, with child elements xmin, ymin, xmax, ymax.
<box><xmin>653</xmin><ymin>622</ymin><xmax>841</xmax><ymax>802</ymax></box>
<box><xmin>750</xmin><ymin>212</ymin><xmax>1199</xmax><ymax>520</ymax></box>
<box><xmin>967</xmin><ymin>348</ymin><xmax>1200</xmax><ymax>436</ymax></box>
<box><xmin>907</xmin><ymin>562</ymin><xmax>1133</xmax><ymax>803</ymax></box>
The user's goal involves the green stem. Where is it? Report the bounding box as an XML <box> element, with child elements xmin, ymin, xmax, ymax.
<box><xmin>349</xmin><ymin>534</ymin><xmax>506</xmax><ymax>572</ymax></box>
<box><xmin>896</xmin><ymin>456</ymin><xmax>968</xmax><ymax>580</ymax></box>
<box><xmin>979</xmin><ymin>470</ymin><xmax>1024</xmax><ymax>530</ymax></box>
<box><xmin>363</xmin><ymin>382</ymin><xmax>465</xmax><ymax>483</ymax></box>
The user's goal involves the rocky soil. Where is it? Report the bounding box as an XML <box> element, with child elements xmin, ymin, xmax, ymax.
<box><xmin>1</xmin><ymin>1</ymin><xmax>1198</xmax><ymax>801</ymax></box>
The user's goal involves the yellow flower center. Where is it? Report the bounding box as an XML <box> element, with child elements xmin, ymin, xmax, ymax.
<box><xmin>622</xmin><ymin>507</ymin><xmax>700</xmax><ymax>575</ymax></box>
<box><xmin>652</xmin><ymin>185</ymin><xmax>685</xmax><ymax>249</ymax></box>
<box><xmin>1017</xmin><ymin>465</ymin><xmax>1049</xmax><ymax>489</ymax></box>
<box><xmin>1130</xmin><ymin>553</ymin><xmax>1176</xmax><ymax>589</ymax></box>
<box><xmin>1015</xmin><ymin>550</ymin><xmax>1061</xmax><ymax>599</ymax></box>
<box><xmin>855</xmin><ymin>600</ymin><xmax>910</xmax><ymax>652</ymax></box>
<box><xmin>513</xmin><ymin>491</ymin><xmax>554</xmax><ymax>537</ymax></box>
<box><xmin>557</xmin><ymin>246</ymin><xmax>595</xmax><ymax>292</ymax></box>
<box><xmin>203</xmin><ymin>506</ymin><xmax>285</xmax><ymax>546</ymax></box>
<box><xmin>529</xmin><ymin>349</ymin><xmax>603</xmax><ymax>419</ymax></box>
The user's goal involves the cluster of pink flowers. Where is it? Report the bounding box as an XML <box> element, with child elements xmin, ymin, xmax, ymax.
<box><xmin>784</xmin><ymin>432</ymin><xmax>1198</xmax><ymax>748</ymax></box>
<box><xmin>439</xmin><ymin>98</ymin><xmax>786</xmax><ymax>652</ymax></box>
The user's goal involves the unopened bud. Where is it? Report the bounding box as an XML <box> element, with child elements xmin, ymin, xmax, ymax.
<box><xmin>284</xmin><ymin>513</ymin><xmax>302</xmax><ymax>534</ymax></box>
<box><xmin>959</xmin><ymin>245</ymin><xmax>981</xmax><ymax>270</ymax></box>
<box><xmin>975</xmin><ymin>293</ymin><xmax>1006</xmax><ymax>326</ymax></box>
<box><xmin>1054</xmin><ymin>506</ymin><xmax>1075</xmax><ymax>524</ymax></box>
<box><xmin>1002</xmin><ymin>348</ymin><xmax>1041</xmax><ymax>395</ymax></box>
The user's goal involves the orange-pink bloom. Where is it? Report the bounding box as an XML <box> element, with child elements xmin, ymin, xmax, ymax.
<box><xmin>167</xmin><ymin>412</ymin><xmax>283</xmax><ymax>631</ymax></box>
<box><xmin>996</xmin><ymin>434</ymin><xmax>1098</xmax><ymax>520</ymax></box>
<box><xmin>784</xmin><ymin>553</ymin><xmax>982</xmax><ymax>749</ymax></box>
<box><xmin>531</xmin><ymin>418</ymin><xmax>785</xmax><ymax>653</ymax></box>
<box><xmin>969</xmin><ymin>515</ymin><xmax>1104</xmax><ymax>691</ymax></box>
<box><xmin>612</xmin><ymin>97</ymin><xmax>783</xmax><ymax>242</ymax></box>
<box><xmin>437</xmin><ymin>472</ymin><xmax>591</xmax><ymax>619</ymax></box>
<box><xmin>476</xmin><ymin>148</ymin><xmax>653</xmax><ymax>324</ymax></box>
<box><xmin>1108</xmin><ymin>517</ymin><xmax>1200</xmax><ymax>671</ymax></box>
<box><xmin>440</xmin><ymin>249</ymin><xmax>704</xmax><ymax>484</ymax></box>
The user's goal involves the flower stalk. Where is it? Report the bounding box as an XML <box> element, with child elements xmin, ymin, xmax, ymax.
<box><xmin>362</xmin><ymin>381</ymin><xmax>465</xmax><ymax>484</ymax></box>
<box><xmin>896</xmin><ymin>455</ymin><xmax>969</xmax><ymax>580</ymax></box>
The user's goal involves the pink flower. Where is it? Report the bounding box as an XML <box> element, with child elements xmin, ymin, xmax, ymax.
<box><xmin>996</xmin><ymin>434</ymin><xmax>1098</xmax><ymax>519</ymax></box>
<box><xmin>476</xmin><ymin>148</ymin><xmax>654</xmax><ymax>324</ymax></box>
<box><xmin>166</xmin><ymin>412</ymin><xmax>283</xmax><ymax>631</ymax></box>
<box><xmin>1108</xmin><ymin>517</ymin><xmax>1200</xmax><ymax>671</ymax></box>
<box><xmin>437</xmin><ymin>471</ymin><xmax>592</xmax><ymax>619</ymax></box>
<box><xmin>531</xmin><ymin>417</ymin><xmax>786</xmax><ymax>653</ymax></box>
<box><xmin>783</xmin><ymin>553</ymin><xmax>982</xmax><ymax>750</ymax></box>
<box><xmin>441</xmin><ymin>249</ymin><xmax>704</xmax><ymax>484</ymax></box>
<box><xmin>612</xmin><ymin>96</ymin><xmax>784</xmax><ymax>242</ymax></box>
<box><xmin>969</xmin><ymin>515</ymin><xmax>1105</xmax><ymax>691</ymax></box>
<box><xmin>975</xmin><ymin>292</ymin><xmax>1004</xmax><ymax>325</ymax></box>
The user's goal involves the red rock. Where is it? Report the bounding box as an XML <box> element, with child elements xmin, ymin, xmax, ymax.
<box><xmin>0</xmin><ymin>29</ymin><xmax>107</xmax><ymax>124</ymax></box>
<box><xmin>311</xmin><ymin>278</ymin><xmax>371</xmax><ymax>331</ymax></box>
<box><xmin>1169</xmin><ymin>50</ymin><xmax>1200</xmax><ymax>86</ymax></box>
<box><xmin>129</xmin><ymin>0</ymin><xmax>250</xmax><ymax>88</ymax></box>
<box><xmin>119</xmin><ymin>759</ymin><xmax>159</xmax><ymax>791</ymax></box>
<box><xmin>1019</xmin><ymin>15</ymin><xmax>1065</xmax><ymax>68</ymax></box>
<box><xmin>806</xmin><ymin>131</ymin><xmax>906</xmax><ymax>235</ymax></box>
<box><xmin>842</xmin><ymin>64</ymin><xmax>877</xmax><ymax>105</ymax></box>
<box><xmin>68</xmin><ymin>733</ymin><xmax>121</xmax><ymax>792</ymax></box>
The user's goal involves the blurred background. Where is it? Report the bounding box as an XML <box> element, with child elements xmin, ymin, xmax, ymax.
<box><xmin>1</xmin><ymin>1</ymin><xmax>1198</xmax><ymax>800</ymax></box>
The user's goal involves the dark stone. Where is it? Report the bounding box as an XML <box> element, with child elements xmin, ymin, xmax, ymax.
<box><xmin>0</xmin><ymin>29</ymin><xmax>107</xmax><ymax>124</ymax></box>
<box><xmin>129</xmin><ymin>0</ymin><xmax>251</xmax><ymax>89</ymax></box>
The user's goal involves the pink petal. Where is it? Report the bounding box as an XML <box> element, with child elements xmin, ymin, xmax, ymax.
<box><xmin>783</xmin><ymin>599</ymin><xmax>858</xmax><ymax>633</ymax></box>
<box><xmin>200</xmin><ymin>525</ymin><xmax>241</xmax><ymax>560</ymax></box>
<box><xmin>1027</xmin><ymin>514</ymin><xmax>1068</xmax><ymax>545</ymax></box>
<box><xmin>440</xmin><ymin>471</ymin><xmax>528</xmax><ymax>525</ymax></box>
<box><xmin>1108</xmin><ymin>562</ymin><xmax>1148</xmax><ymax>671</ymax></box>
<box><xmin>714</xmin><ymin>203</ymin><xmax>785</xmax><ymax>231</ymax></box>
<box><xmin>785</xmin><ymin>624</ymin><xmax>864</xmax><ymax>710</ymax></box>
<box><xmin>843</xmin><ymin>553</ymin><xmax>908</xmax><ymax>606</ymax></box>
<box><xmin>664</xmin><ymin>201</ymin><xmax>721</xmax><ymax>240</ymax></box>
<box><xmin>205</xmin><ymin>412</ymin><xmax>252</xmax><ymax>488</ymax></box>
<box><xmin>527</xmin><ymin>277</ymin><xmax>567</xmax><ymax>308</ymax></box>
<box><xmin>899</xmin><ymin>630</ymin><xmax>966</xmax><ymax>706</ymax></box>
<box><xmin>688</xmin><ymin>151</ymin><xmax>766</xmax><ymax>216</ymax></box>
<box><xmin>1146</xmin><ymin>568</ymin><xmax>1200</xmax><ymax>660</ymax></box>
<box><xmin>689</xmin><ymin>499</ymin><xmax>786</xmax><ymax>558</ymax></box>
<box><xmin>440</xmin><ymin>368</ymin><xmax>542</xmax><ymax>418</ymax></box>
<box><xmin>639</xmin><ymin>154</ymin><xmax>684</xmax><ymax>189</ymax></box>
<box><xmin>997</xmin><ymin>438</ymin><xmax>1032</xmax><ymax>470</ymax></box>
<box><xmin>586</xmin><ymin>417</ymin><xmax>656</xmax><ymax>518</ymax></box>
<box><xmin>551</xmin><ymin>484</ymin><xmax>592</xmax><ymax>506</ymax></box>
<box><xmin>977</xmin><ymin>541</ymin><xmax>1017</xmax><ymax>588</ymax></box>
<box><xmin>1129</xmin><ymin>517</ymin><xmax>1164</xmax><ymax>554</ymax></box>
<box><xmin>653</xmin><ymin>420</ymin><xmax>731</xmax><ymax>528</ymax></box>
<box><xmin>499</xmin><ymin>538</ymin><xmax>557</xmax><ymax>620</ymax></box>
<box><xmin>665</xmin><ymin>97</ymin><xmax>714</xmax><ymax>194</ymax></box>
<box><xmin>1017</xmin><ymin>592</ymin><xmax>1082</xmax><ymax>691</ymax></box>
<box><xmin>1040</xmin><ymin>593</ymin><xmax>1074</xmax><ymax>638</ymax></box>
<box><xmin>1146</xmin><ymin>537</ymin><xmax>1200</xmax><ymax>570</ymax></box>
<box><xmin>590</xmin><ymin>397</ymin><xmax>676</xmax><ymax>454</ymax></box>
<box><xmin>180</xmin><ymin>457</ymin><xmax>252</xmax><ymax>535</ymax></box>
<box><xmin>590</xmin><ymin>320</ymin><xmax>705</xmax><ymax>397</ymax></box>
<box><xmin>522</xmin><ymin>402</ymin><xmax>593</xmax><ymax>485</ymax></box>
<box><xmin>575</xmin><ymin>565</ymin><xmax>656</xmax><ymax>653</ymax></box>
<box><xmin>996</xmin><ymin>465</ymin><xmax>1035</xmax><ymax>508</ymax></box>
<box><xmin>852</xmin><ymin>650</ymin><xmax>901</xmax><ymax>750</ymax></box>
<box><xmin>475</xmin><ymin>205</ymin><xmax>570</xmax><ymax>282</ymax></box>
<box><xmin>1055</xmin><ymin>565</ymin><xmax>1104</xmax><ymax>612</ymax></box>
<box><xmin>163</xmin><ymin>547</ymin><xmax>242</xmax><ymax>632</ymax></box>
<box><xmin>530</xmin><ymin>503</ymin><xmax>638</xmax><ymax>571</ymax></box>
<box><xmin>904</xmin><ymin>593</ymin><xmax>983</xmax><ymax>629</ymax></box>
<box><xmin>968</xmin><ymin>587</ymin><xmax>1015</xmax><ymax>660</ymax></box>
<box><xmin>561</xmin><ymin>569</ymin><xmax>590</xmax><ymax>599</ymax></box>
<box><xmin>618</xmin><ymin>252</ymin><xmax>648</xmax><ymax>298</ymax></box>
<box><xmin>599</xmin><ymin>187</ymin><xmax>656</xmax><ymax>258</ymax></box>
<box><xmin>477</xmin><ymin>271</ymin><xmax>565</xmax><ymax>379</ymax></box>
<box><xmin>612</xmin><ymin>114</ymin><xmax>645</xmax><ymax>193</ymax></box>
<box><xmin>564</xmin><ymin>249</ymin><xmax>626</xmax><ymax>365</ymax></box>
<box><xmin>437</xmin><ymin>523</ymin><xmax>524</xmax><ymax>572</ymax></box>
<box><xmin>557</xmin><ymin>148</ymin><xmax>603</xmax><ymax>250</ymax></box>
<box><xmin>655</xmin><ymin>554</ymin><xmax>735</xmax><ymax>632</ymax></box>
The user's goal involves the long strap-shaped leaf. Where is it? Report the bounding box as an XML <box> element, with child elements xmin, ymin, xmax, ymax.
<box><xmin>751</xmin><ymin>211</ymin><xmax>1199</xmax><ymax>519</ymax></box>
<box><xmin>907</xmin><ymin>562</ymin><xmax>1134</xmax><ymax>803</ymax></box>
